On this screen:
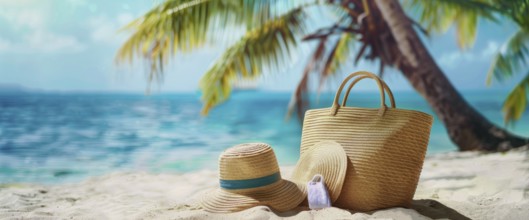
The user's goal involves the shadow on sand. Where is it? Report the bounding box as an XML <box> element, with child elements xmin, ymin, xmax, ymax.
<box><xmin>273</xmin><ymin>199</ymin><xmax>470</xmax><ymax>219</ymax></box>
<box><xmin>411</xmin><ymin>199</ymin><xmax>471</xmax><ymax>220</ymax></box>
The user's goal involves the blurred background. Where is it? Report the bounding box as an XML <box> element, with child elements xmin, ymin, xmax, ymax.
<box><xmin>1</xmin><ymin>0</ymin><xmax>528</xmax><ymax>183</ymax></box>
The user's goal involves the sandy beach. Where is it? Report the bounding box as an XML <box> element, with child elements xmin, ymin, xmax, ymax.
<box><xmin>1</xmin><ymin>148</ymin><xmax>528</xmax><ymax>220</ymax></box>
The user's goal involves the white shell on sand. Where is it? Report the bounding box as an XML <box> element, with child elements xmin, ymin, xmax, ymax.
<box><xmin>1</xmin><ymin>148</ymin><xmax>528</xmax><ymax>219</ymax></box>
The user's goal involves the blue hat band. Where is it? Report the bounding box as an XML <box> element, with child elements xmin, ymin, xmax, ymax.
<box><xmin>220</xmin><ymin>172</ymin><xmax>281</xmax><ymax>190</ymax></box>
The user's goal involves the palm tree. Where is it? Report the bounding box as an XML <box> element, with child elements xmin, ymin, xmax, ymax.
<box><xmin>116</xmin><ymin>0</ymin><xmax>528</xmax><ymax>151</ymax></box>
<box><xmin>484</xmin><ymin>0</ymin><xmax>529</xmax><ymax>125</ymax></box>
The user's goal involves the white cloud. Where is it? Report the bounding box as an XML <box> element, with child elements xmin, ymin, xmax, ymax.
<box><xmin>88</xmin><ymin>13</ymin><xmax>135</xmax><ymax>45</ymax></box>
<box><xmin>0</xmin><ymin>8</ymin><xmax>44</xmax><ymax>29</ymax></box>
<box><xmin>0</xmin><ymin>0</ymin><xmax>42</xmax><ymax>7</ymax></box>
<box><xmin>0</xmin><ymin>0</ymin><xmax>49</xmax><ymax>29</ymax></box>
<box><xmin>0</xmin><ymin>31</ymin><xmax>85</xmax><ymax>54</ymax></box>
<box><xmin>117</xmin><ymin>13</ymin><xmax>134</xmax><ymax>25</ymax></box>
<box><xmin>26</xmin><ymin>30</ymin><xmax>85</xmax><ymax>53</ymax></box>
<box><xmin>0</xmin><ymin>6</ymin><xmax>85</xmax><ymax>54</ymax></box>
<box><xmin>439</xmin><ymin>51</ymin><xmax>476</xmax><ymax>67</ymax></box>
<box><xmin>0</xmin><ymin>37</ymin><xmax>10</xmax><ymax>51</ymax></box>
<box><xmin>88</xmin><ymin>16</ymin><xmax>116</xmax><ymax>44</ymax></box>
<box><xmin>438</xmin><ymin>41</ymin><xmax>500</xmax><ymax>68</ymax></box>
<box><xmin>481</xmin><ymin>41</ymin><xmax>500</xmax><ymax>58</ymax></box>
<box><xmin>66</xmin><ymin>0</ymin><xmax>88</xmax><ymax>8</ymax></box>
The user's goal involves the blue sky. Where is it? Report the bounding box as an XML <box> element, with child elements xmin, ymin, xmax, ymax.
<box><xmin>0</xmin><ymin>0</ymin><xmax>522</xmax><ymax>93</ymax></box>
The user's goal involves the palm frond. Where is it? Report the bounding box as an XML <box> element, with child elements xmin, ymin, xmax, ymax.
<box><xmin>404</xmin><ymin>0</ymin><xmax>497</xmax><ymax>48</ymax></box>
<box><xmin>502</xmin><ymin>72</ymin><xmax>529</xmax><ymax>125</ymax></box>
<box><xmin>287</xmin><ymin>37</ymin><xmax>328</xmax><ymax>119</ymax></box>
<box><xmin>489</xmin><ymin>0</ymin><xmax>529</xmax><ymax>28</ymax></box>
<box><xmin>199</xmin><ymin>8</ymin><xmax>306</xmax><ymax>115</ymax></box>
<box><xmin>116</xmin><ymin>0</ymin><xmax>299</xmax><ymax>87</ymax></box>
<box><xmin>116</xmin><ymin>0</ymin><xmax>238</xmax><ymax>85</ymax></box>
<box><xmin>486</xmin><ymin>29</ymin><xmax>529</xmax><ymax>83</ymax></box>
<box><xmin>318</xmin><ymin>33</ymin><xmax>356</xmax><ymax>91</ymax></box>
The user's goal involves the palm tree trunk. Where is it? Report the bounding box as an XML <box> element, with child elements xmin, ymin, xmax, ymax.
<box><xmin>375</xmin><ymin>0</ymin><xmax>528</xmax><ymax>151</ymax></box>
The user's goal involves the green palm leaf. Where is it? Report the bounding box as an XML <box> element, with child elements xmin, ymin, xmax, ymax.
<box><xmin>404</xmin><ymin>0</ymin><xmax>497</xmax><ymax>48</ymax></box>
<box><xmin>486</xmin><ymin>29</ymin><xmax>529</xmax><ymax>124</ymax></box>
<box><xmin>489</xmin><ymin>0</ymin><xmax>529</xmax><ymax>28</ymax></box>
<box><xmin>502</xmin><ymin>72</ymin><xmax>529</xmax><ymax>124</ymax></box>
<box><xmin>116</xmin><ymin>0</ymin><xmax>297</xmax><ymax>87</ymax></box>
<box><xmin>199</xmin><ymin>8</ymin><xmax>306</xmax><ymax>115</ymax></box>
<box><xmin>486</xmin><ymin>29</ymin><xmax>529</xmax><ymax>83</ymax></box>
<box><xmin>321</xmin><ymin>33</ymin><xmax>355</xmax><ymax>80</ymax></box>
<box><xmin>480</xmin><ymin>0</ymin><xmax>529</xmax><ymax>124</ymax></box>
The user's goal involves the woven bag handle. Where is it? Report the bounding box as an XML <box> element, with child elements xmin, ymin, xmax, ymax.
<box><xmin>341</xmin><ymin>75</ymin><xmax>396</xmax><ymax>108</ymax></box>
<box><xmin>330</xmin><ymin>71</ymin><xmax>391</xmax><ymax>116</ymax></box>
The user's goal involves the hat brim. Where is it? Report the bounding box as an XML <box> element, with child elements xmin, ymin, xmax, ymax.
<box><xmin>291</xmin><ymin>140</ymin><xmax>347</xmax><ymax>203</ymax></box>
<box><xmin>200</xmin><ymin>179</ymin><xmax>304</xmax><ymax>213</ymax></box>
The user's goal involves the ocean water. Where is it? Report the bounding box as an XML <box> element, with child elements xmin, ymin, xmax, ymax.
<box><xmin>0</xmin><ymin>91</ymin><xmax>528</xmax><ymax>184</ymax></box>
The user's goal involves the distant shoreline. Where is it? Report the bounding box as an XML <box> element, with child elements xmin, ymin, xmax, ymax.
<box><xmin>0</xmin><ymin>82</ymin><xmax>516</xmax><ymax>96</ymax></box>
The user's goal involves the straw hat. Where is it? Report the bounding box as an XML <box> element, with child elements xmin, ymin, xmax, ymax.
<box><xmin>200</xmin><ymin>143</ymin><xmax>304</xmax><ymax>213</ymax></box>
<box><xmin>291</xmin><ymin>140</ymin><xmax>347</xmax><ymax>203</ymax></box>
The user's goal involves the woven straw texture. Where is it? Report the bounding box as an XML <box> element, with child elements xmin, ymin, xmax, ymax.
<box><xmin>291</xmin><ymin>141</ymin><xmax>347</xmax><ymax>203</ymax></box>
<box><xmin>300</xmin><ymin>71</ymin><xmax>433</xmax><ymax>211</ymax></box>
<box><xmin>200</xmin><ymin>143</ymin><xmax>304</xmax><ymax>213</ymax></box>
<box><xmin>220</xmin><ymin>143</ymin><xmax>279</xmax><ymax>180</ymax></box>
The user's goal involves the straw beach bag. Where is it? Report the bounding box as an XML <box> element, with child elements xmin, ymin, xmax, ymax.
<box><xmin>300</xmin><ymin>71</ymin><xmax>433</xmax><ymax>211</ymax></box>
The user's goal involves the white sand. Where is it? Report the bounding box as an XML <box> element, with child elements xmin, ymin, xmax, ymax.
<box><xmin>1</xmin><ymin>148</ymin><xmax>528</xmax><ymax>220</ymax></box>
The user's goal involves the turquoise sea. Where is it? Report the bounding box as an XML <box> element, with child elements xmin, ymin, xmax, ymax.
<box><xmin>1</xmin><ymin>91</ymin><xmax>528</xmax><ymax>183</ymax></box>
